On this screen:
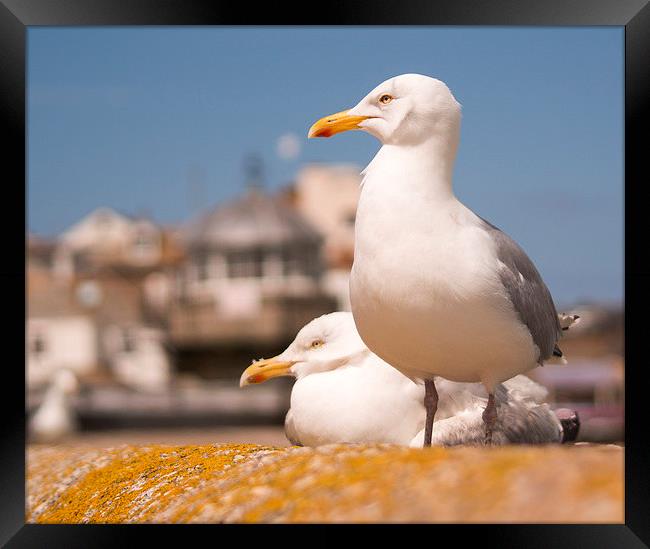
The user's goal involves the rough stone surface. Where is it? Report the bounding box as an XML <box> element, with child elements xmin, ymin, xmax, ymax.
<box><xmin>27</xmin><ymin>443</ymin><xmax>623</xmax><ymax>523</ymax></box>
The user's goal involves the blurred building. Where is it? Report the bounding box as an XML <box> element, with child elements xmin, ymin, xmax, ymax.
<box><xmin>169</xmin><ymin>185</ymin><xmax>336</xmax><ymax>379</ymax></box>
<box><xmin>52</xmin><ymin>207</ymin><xmax>165</xmax><ymax>277</ymax></box>
<box><xmin>27</xmin><ymin>260</ymin><xmax>98</xmax><ymax>389</ymax></box>
<box><xmin>26</xmin><ymin>169</ymin><xmax>344</xmax><ymax>431</ymax></box>
<box><xmin>26</xmin><ymin>164</ymin><xmax>624</xmax><ymax>442</ymax></box>
<box><xmin>27</xmin><ymin>208</ymin><xmax>183</xmax><ymax>399</ymax></box>
<box><xmin>284</xmin><ymin>164</ymin><xmax>362</xmax><ymax>310</ymax></box>
<box><xmin>528</xmin><ymin>303</ymin><xmax>624</xmax><ymax>441</ymax></box>
<box><xmin>27</xmin><ymin>233</ymin><xmax>57</xmax><ymax>270</ymax></box>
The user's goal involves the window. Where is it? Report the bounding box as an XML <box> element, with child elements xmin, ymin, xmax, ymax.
<box><xmin>30</xmin><ymin>332</ymin><xmax>46</xmax><ymax>356</ymax></box>
<box><xmin>122</xmin><ymin>328</ymin><xmax>136</xmax><ymax>353</ymax></box>
<box><xmin>132</xmin><ymin>230</ymin><xmax>159</xmax><ymax>261</ymax></box>
<box><xmin>134</xmin><ymin>233</ymin><xmax>153</xmax><ymax>251</ymax></box>
<box><xmin>282</xmin><ymin>247</ymin><xmax>303</xmax><ymax>276</ymax></box>
<box><xmin>302</xmin><ymin>249</ymin><xmax>320</xmax><ymax>277</ymax></box>
<box><xmin>195</xmin><ymin>253</ymin><xmax>210</xmax><ymax>280</ymax></box>
<box><xmin>283</xmin><ymin>245</ymin><xmax>319</xmax><ymax>277</ymax></box>
<box><xmin>227</xmin><ymin>249</ymin><xmax>263</xmax><ymax>278</ymax></box>
<box><xmin>77</xmin><ymin>280</ymin><xmax>102</xmax><ymax>307</ymax></box>
<box><xmin>72</xmin><ymin>251</ymin><xmax>91</xmax><ymax>272</ymax></box>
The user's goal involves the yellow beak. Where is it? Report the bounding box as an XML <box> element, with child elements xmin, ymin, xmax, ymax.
<box><xmin>239</xmin><ymin>356</ymin><xmax>295</xmax><ymax>387</ymax></box>
<box><xmin>308</xmin><ymin>110</ymin><xmax>373</xmax><ymax>138</ymax></box>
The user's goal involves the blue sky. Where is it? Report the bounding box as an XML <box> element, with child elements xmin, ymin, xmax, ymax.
<box><xmin>27</xmin><ymin>27</ymin><xmax>623</xmax><ymax>306</ymax></box>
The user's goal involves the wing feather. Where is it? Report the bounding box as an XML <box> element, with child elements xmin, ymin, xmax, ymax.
<box><xmin>480</xmin><ymin>217</ymin><xmax>562</xmax><ymax>363</ymax></box>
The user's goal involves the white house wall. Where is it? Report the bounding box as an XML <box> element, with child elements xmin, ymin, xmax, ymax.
<box><xmin>27</xmin><ymin>316</ymin><xmax>98</xmax><ymax>387</ymax></box>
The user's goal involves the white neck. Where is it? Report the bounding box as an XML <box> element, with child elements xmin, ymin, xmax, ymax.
<box><xmin>362</xmin><ymin>123</ymin><xmax>460</xmax><ymax>204</ymax></box>
<box><xmin>41</xmin><ymin>385</ymin><xmax>68</xmax><ymax>409</ymax></box>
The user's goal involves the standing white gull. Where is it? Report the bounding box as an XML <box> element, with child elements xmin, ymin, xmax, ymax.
<box><xmin>240</xmin><ymin>312</ymin><xmax>580</xmax><ymax>447</ymax></box>
<box><xmin>308</xmin><ymin>73</ymin><xmax>566</xmax><ymax>445</ymax></box>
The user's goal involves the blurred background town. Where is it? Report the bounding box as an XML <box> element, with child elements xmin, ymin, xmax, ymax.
<box><xmin>26</xmin><ymin>158</ymin><xmax>623</xmax><ymax>446</ymax></box>
<box><xmin>26</xmin><ymin>27</ymin><xmax>623</xmax><ymax>446</ymax></box>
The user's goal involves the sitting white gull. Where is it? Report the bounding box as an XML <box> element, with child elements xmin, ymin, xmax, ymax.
<box><xmin>240</xmin><ymin>312</ymin><xmax>579</xmax><ymax>447</ymax></box>
<box><xmin>309</xmin><ymin>73</ymin><xmax>568</xmax><ymax>445</ymax></box>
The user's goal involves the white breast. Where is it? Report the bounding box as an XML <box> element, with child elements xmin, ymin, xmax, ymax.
<box><xmin>289</xmin><ymin>357</ymin><xmax>425</xmax><ymax>446</ymax></box>
<box><xmin>350</xmin><ymin>164</ymin><xmax>538</xmax><ymax>388</ymax></box>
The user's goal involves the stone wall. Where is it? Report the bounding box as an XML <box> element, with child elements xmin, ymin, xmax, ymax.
<box><xmin>27</xmin><ymin>443</ymin><xmax>623</xmax><ymax>523</ymax></box>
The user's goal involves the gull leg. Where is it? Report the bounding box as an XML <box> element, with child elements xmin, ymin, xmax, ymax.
<box><xmin>423</xmin><ymin>378</ymin><xmax>439</xmax><ymax>447</ymax></box>
<box><xmin>482</xmin><ymin>392</ymin><xmax>498</xmax><ymax>445</ymax></box>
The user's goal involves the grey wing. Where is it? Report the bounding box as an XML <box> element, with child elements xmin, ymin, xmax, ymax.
<box><xmin>480</xmin><ymin>217</ymin><xmax>562</xmax><ymax>363</ymax></box>
<box><xmin>284</xmin><ymin>409</ymin><xmax>303</xmax><ymax>447</ymax></box>
<box><xmin>427</xmin><ymin>401</ymin><xmax>561</xmax><ymax>446</ymax></box>
<box><xmin>499</xmin><ymin>402</ymin><xmax>563</xmax><ymax>443</ymax></box>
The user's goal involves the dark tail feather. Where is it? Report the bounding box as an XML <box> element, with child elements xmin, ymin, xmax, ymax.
<box><xmin>556</xmin><ymin>408</ymin><xmax>580</xmax><ymax>443</ymax></box>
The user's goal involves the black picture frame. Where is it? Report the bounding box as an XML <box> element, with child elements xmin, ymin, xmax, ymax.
<box><xmin>3</xmin><ymin>0</ymin><xmax>648</xmax><ymax>545</ymax></box>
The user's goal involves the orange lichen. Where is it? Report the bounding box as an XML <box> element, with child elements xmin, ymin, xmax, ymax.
<box><xmin>28</xmin><ymin>443</ymin><xmax>624</xmax><ymax>524</ymax></box>
<box><xmin>31</xmin><ymin>444</ymin><xmax>282</xmax><ymax>523</ymax></box>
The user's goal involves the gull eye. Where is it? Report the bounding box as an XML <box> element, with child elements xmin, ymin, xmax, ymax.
<box><xmin>379</xmin><ymin>94</ymin><xmax>393</xmax><ymax>105</ymax></box>
<box><xmin>310</xmin><ymin>339</ymin><xmax>324</xmax><ymax>349</ymax></box>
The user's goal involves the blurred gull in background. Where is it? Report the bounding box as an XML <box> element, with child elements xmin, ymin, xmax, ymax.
<box><xmin>241</xmin><ymin>312</ymin><xmax>580</xmax><ymax>447</ymax></box>
<box><xmin>29</xmin><ymin>368</ymin><xmax>79</xmax><ymax>443</ymax></box>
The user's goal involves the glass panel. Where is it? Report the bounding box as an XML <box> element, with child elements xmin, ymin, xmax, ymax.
<box><xmin>227</xmin><ymin>249</ymin><xmax>264</xmax><ymax>278</ymax></box>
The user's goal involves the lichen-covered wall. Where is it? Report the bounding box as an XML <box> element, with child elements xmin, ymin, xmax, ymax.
<box><xmin>27</xmin><ymin>443</ymin><xmax>623</xmax><ymax>523</ymax></box>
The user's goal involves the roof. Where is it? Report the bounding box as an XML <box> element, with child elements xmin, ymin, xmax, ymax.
<box><xmin>27</xmin><ymin>264</ymin><xmax>87</xmax><ymax>318</ymax></box>
<box><xmin>27</xmin><ymin>235</ymin><xmax>57</xmax><ymax>265</ymax></box>
<box><xmin>27</xmin><ymin>262</ymin><xmax>144</xmax><ymax>323</ymax></box>
<box><xmin>183</xmin><ymin>188</ymin><xmax>323</xmax><ymax>250</ymax></box>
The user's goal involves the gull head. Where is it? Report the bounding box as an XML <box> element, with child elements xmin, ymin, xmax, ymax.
<box><xmin>52</xmin><ymin>368</ymin><xmax>79</xmax><ymax>396</ymax></box>
<box><xmin>308</xmin><ymin>73</ymin><xmax>461</xmax><ymax>146</ymax></box>
<box><xmin>239</xmin><ymin>312</ymin><xmax>368</xmax><ymax>387</ymax></box>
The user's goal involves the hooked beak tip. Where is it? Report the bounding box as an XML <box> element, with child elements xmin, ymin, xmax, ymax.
<box><xmin>308</xmin><ymin>110</ymin><xmax>372</xmax><ymax>139</ymax></box>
